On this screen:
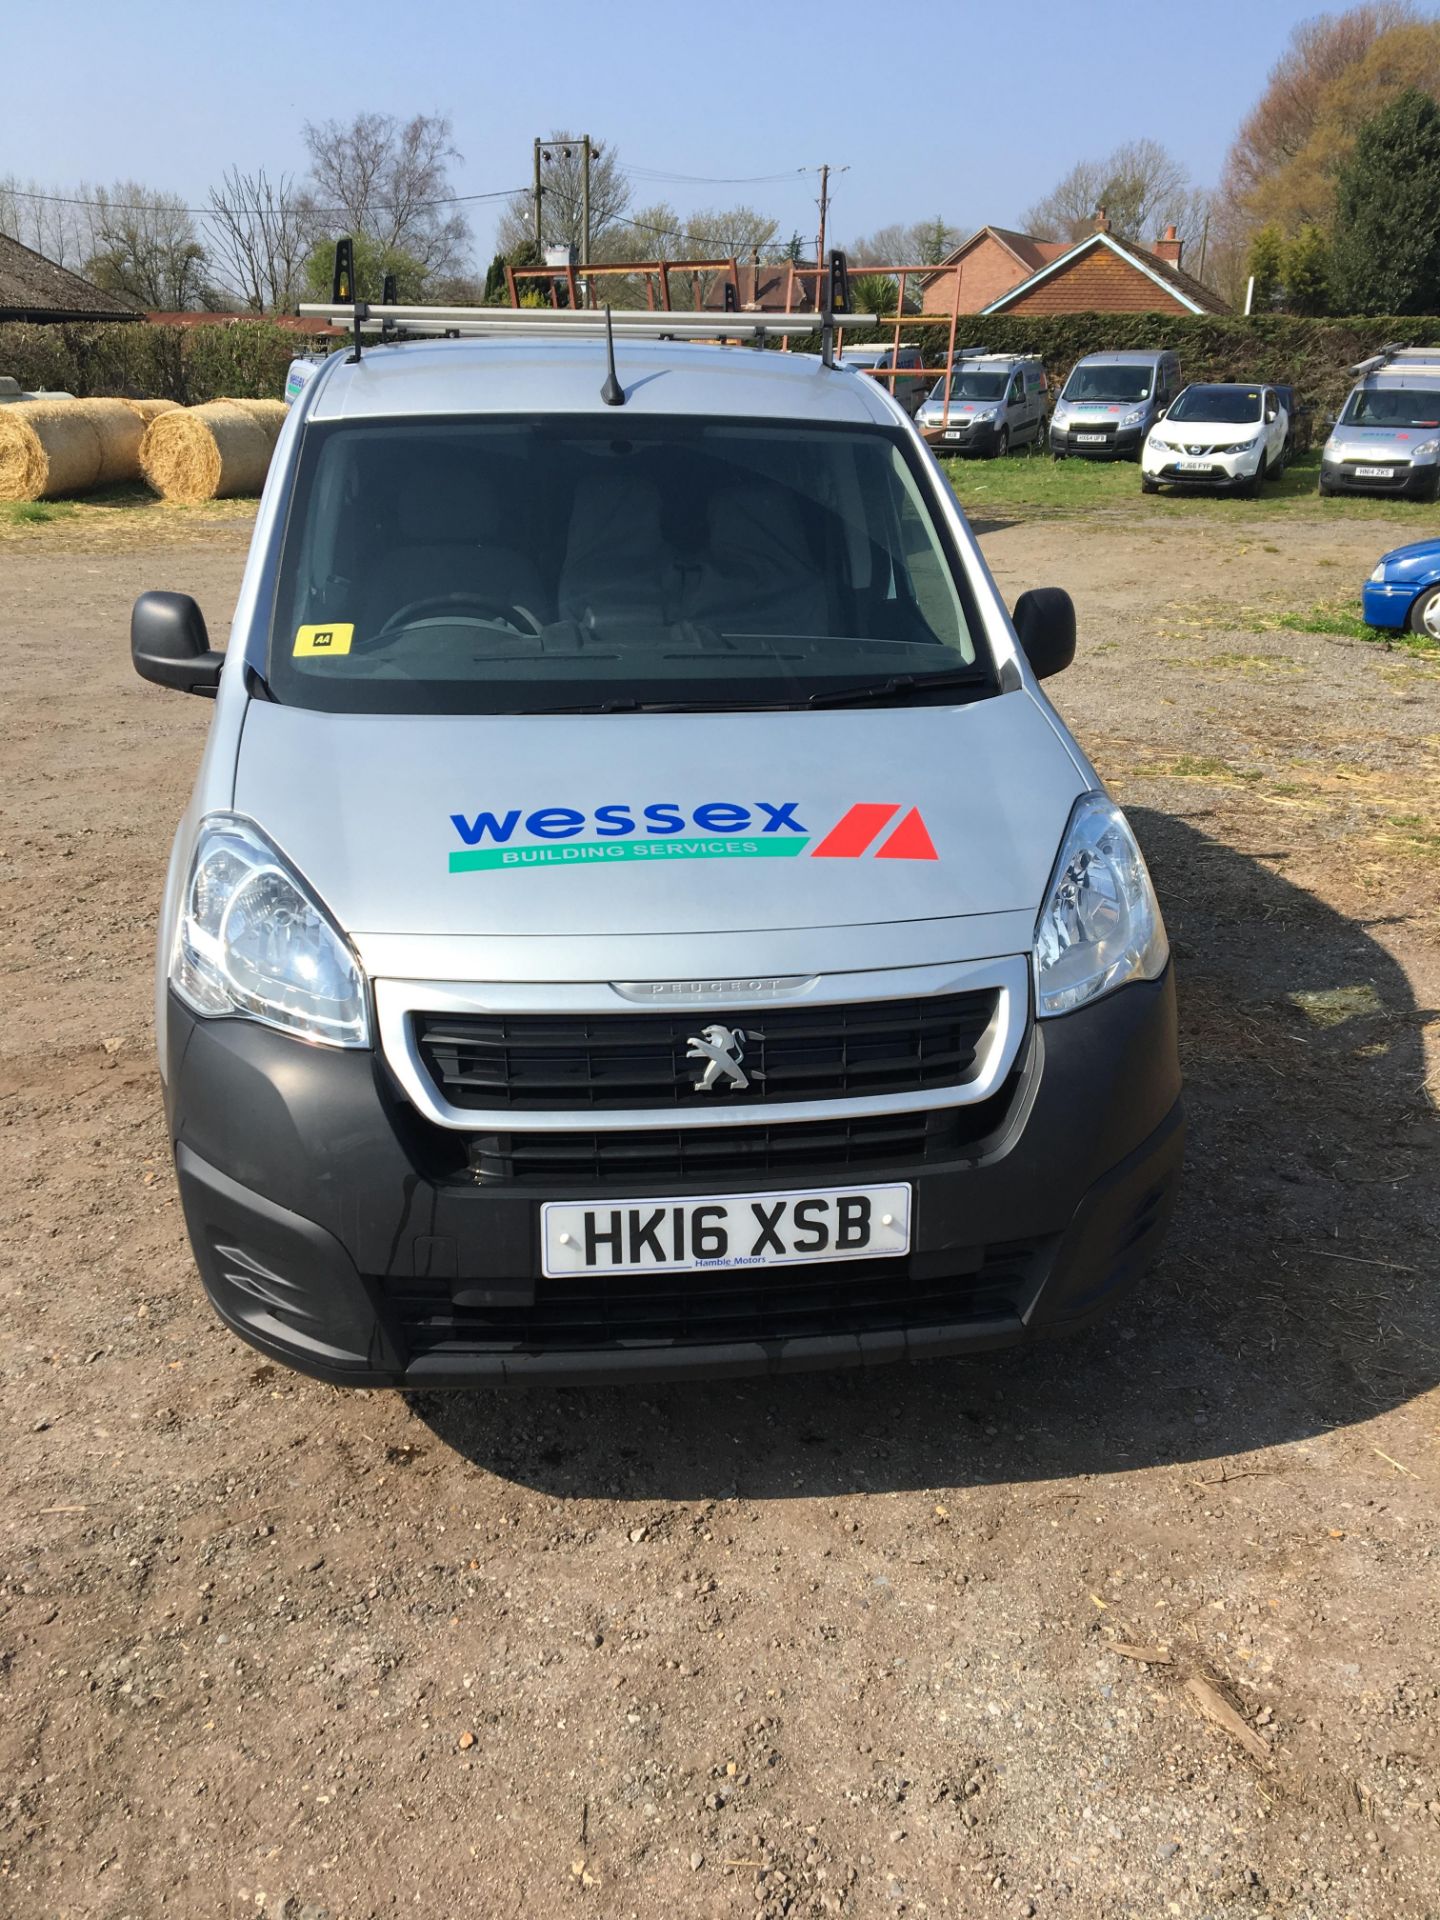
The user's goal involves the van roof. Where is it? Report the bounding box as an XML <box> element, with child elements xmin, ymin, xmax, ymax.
<box><xmin>1071</xmin><ymin>350</ymin><xmax>1174</xmax><ymax>366</ymax></box>
<box><xmin>304</xmin><ymin>336</ymin><xmax>897</xmax><ymax>428</ymax></box>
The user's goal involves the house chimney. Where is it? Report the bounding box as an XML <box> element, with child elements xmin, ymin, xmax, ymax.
<box><xmin>1156</xmin><ymin>222</ymin><xmax>1183</xmax><ymax>266</ymax></box>
<box><xmin>1093</xmin><ymin>205</ymin><xmax>1111</xmax><ymax>233</ymax></box>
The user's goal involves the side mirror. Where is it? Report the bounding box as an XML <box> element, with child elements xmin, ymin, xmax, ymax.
<box><xmin>131</xmin><ymin>591</ymin><xmax>224</xmax><ymax>697</ymax></box>
<box><xmin>1156</xmin><ymin>404</ymin><xmax>1168</xmax><ymax>419</ymax></box>
<box><xmin>1265</xmin><ymin>405</ymin><xmax>1278</xmax><ymax>422</ymax></box>
<box><xmin>1012</xmin><ymin>586</ymin><xmax>1076</xmax><ymax>681</ymax></box>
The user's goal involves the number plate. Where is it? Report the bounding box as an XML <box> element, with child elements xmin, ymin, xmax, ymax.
<box><xmin>1177</xmin><ymin>458</ymin><xmax>1216</xmax><ymax>471</ymax></box>
<box><xmin>541</xmin><ymin>1183</ymin><xmax>912</xmax><ymax>1277</ymax></box>
<box><xmin>1354</xmin><ymin>465</ymin><xmax>1394</xmax><ymax>478</ymax></box>
<box><xmin>944</xmin><ymin>430</ymin><xmax>966</xmax><ymax>440</ymax></box>
<box><xmin>1076</xmin><ymin>433</ymin><xmax>1109</xmax><ymax>444</ymax></box>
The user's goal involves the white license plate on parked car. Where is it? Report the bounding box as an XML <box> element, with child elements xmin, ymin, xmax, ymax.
<box><xmin>944</xmin><ymin>430</ymin><xmax>965</xmax><ymax>440</ymax></box>
<box><xmin>1177</xmin><ymin>458</ymin><xmax>1216</xmax><ymax>471</ymax></box>
<box><xmin>1076</xmin><ymin>433</ymin><xmax>1108</xmax><ymax>444</ymax></box>
<box><xmin>1354</xmin><ymin>465</ymin><xmax>1394</xmax><ymax>478</ymax></box>
<box><xmin>541</xmin><ymin>1183</ymin><xmax>912</xmax><ymax>1277</ymax></box>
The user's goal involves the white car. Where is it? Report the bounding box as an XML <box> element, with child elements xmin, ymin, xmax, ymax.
<box><xmin>1141</xmin><ymin>383</ymin><xmax>1289</xmax><ymax>497</ymax></box>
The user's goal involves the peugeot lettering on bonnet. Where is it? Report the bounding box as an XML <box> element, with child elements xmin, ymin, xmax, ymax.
<box><xmin>131</xmin><ymin>254</ymin><xmax>1183</xmax><ymax>1388</ymax></box>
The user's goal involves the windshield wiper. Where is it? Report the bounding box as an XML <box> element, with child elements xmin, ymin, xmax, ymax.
<box><xmin>806</xmin><ymin>667</ymin><xmax>989</xmax><ymax>708</ymax></box>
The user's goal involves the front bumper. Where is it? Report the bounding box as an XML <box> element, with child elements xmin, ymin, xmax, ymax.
<box><xmin>923</xmin><ymin>419</ymin><xmax>1001</xmax><ymax>456</ymax></box>
<box><xmin>1141</xmin><ymin>447</ymin><xmax>1261</xmax><ymax>489</ymax></box>
<box><xmin>1051</xmin><ymin>424</ymin><xmax>1143</xmax><ymax>459</ymax></box>
<box><xmin>1322</xmin><ymin>457</ymin><xmax>1435</xmax><ymax>497</ymax></box>
<box><xmin>164</xmin><ymin>972</ymin><xmax>1184</xmax><ymax>1387</ymax></box>
<box><xmin>1362</xmin><ymin>578</ymin><xmax>1423</xmax><ymax>630</ymax></box>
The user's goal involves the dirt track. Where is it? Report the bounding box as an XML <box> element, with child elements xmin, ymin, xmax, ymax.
<box><xmin>2</xmin><ymin>501</ymin><xmax>1438</xmax><ymax>1919</ymax></box>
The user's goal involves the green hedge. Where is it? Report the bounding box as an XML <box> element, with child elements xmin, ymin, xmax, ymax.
<box><xmin>824</xmin><ymin>312</ymin><xmax>1440</xmax><ymax>413</ymax></box>
<box><xmin>0</xmin><ymin>320</ymin><xmax>320</xmax><ymax>402</ymax></box>
<box><xmin>5</xmin><ymin>310</ymin><xmax>1440</xmax><ymax>413</ymax></box>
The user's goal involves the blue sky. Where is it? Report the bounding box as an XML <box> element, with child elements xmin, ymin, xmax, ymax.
<box><xmin>10</xmin><ymin>0</ymin><xmax>1342</xmax><ymax>258</ymax></box>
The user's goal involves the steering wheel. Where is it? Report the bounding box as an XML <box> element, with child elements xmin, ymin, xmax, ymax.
<box><xmin>372</xmin><ymin>593</ymin><xmax>543</xmax><ymax>642</ymax></box>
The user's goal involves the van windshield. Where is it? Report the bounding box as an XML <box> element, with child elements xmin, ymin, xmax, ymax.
<box><xmin>1061</xmin><ymin>364</ymin><xmax>1154</xmax><ymax>403</ymax></box>
<box><xmin>268</xmin><ymin>416</ymin><xmax>989</xmax><ymax>715</ymax></box>
<box><xmin>937</xmin><ymin>371</ymin><xmax>1008</xmax><ymax>401</ymax></box>
<box><xmin>1167</xmin><ymin>386</ymin><xmax>1262</xmax><ymax>424</ymax></box>
<box><xmin>1341</xmin><ymin>386</ymin><xmax>1440</xmax><ymax>428</ymax></box>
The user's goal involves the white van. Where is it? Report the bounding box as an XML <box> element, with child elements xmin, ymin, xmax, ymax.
<box><xmin>130</xmin><ymin>291</ymin><xmax>1182</xmax><ymax>1387</ymax></box>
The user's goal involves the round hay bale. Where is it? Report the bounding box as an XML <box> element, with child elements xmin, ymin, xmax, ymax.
<box><xmin>139</xmin><ymin>400</ymin><xmax>283</xmax><ymax>503</ymax></box>
<box><xmin>83</xmin><ymin>398</ymin><xmax>147</xmax><ymax>487</ymax></box>
<box><xmin>123</xmin><ymin>398</ymin><xmax>182</xmax><ymax>426</ymax></box>
<box><xmin>0</xmin><ymin>400</ymin><xmax>104</xmax><ymax>501</ymax></box>
<box><xmin>216</xmin><ymin>398</ymin><xmax>289</xmax><ymax>441</ymax></box>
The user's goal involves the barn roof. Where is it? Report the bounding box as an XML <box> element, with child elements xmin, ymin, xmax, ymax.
<box><xmin>0</xmin><ymin>231</ymin><xmax>141</xmax><ymax>323</ymax></box>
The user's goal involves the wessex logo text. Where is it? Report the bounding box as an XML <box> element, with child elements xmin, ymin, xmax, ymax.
<box><xmin>447</xmin><ymin>802</ymin><xmax>937</xmax><ymax>873</ymax></box>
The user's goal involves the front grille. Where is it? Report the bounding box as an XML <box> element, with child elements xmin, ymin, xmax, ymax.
<box><xmin>416</xmin><ymin>991</ymin><xmax>999</xmax><ymax>1113</ymax></box>
<box><xmin>390</xmin><ymin>1244</ymin><xmax>1039</xmax><ymax>1355</ymax></box>
<box><xmin>1068</xmin><ymin>423</ymin><xmax>1116</xmax><ymax>439</ymax></box>
<box><xmin>466</xmin><ymin>1094</ymin><xmax>1016</xmax><ymax>1186</ymax></box>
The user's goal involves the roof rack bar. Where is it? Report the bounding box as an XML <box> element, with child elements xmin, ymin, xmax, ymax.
<box><xmin>298</xmin><ymin>303</ymin><xmax>875</xmax><ymax>343</ymax></box>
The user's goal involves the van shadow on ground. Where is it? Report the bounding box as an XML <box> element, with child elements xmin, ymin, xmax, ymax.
<box><xmin>414</xmin><ymin>809</ymin><xmax>1438</xmax><ymax>1500</ymax></box>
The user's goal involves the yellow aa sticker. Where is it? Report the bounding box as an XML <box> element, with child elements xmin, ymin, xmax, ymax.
<box><xmin>294</xmin><ymin>622</ymin><xmax>354</xmax><ymax>657</ymax></box>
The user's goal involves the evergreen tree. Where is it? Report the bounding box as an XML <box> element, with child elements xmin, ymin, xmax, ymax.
<box><xmin>1330</xmin><ymin>88</ymin><xmax>1440</xmax><ymax>313</ymax></box>
<box><xmin>1246</xmin><ymin>224</ymin><xmax>1286</xmax><ymax>309</ymax></box>
<box><xmin>1284</xmin><ymin>223</ymin><xmax>1331</xmax><ymax>314</ymax></box>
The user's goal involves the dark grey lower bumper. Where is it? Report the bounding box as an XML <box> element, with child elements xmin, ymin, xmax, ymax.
<box><xmin>1321</xmin><ymin>459</ymin><xmax>1435</xmax><ymax>497</ymax></box>
<box><xmin>165</xmin><ymin>971</ymin><xmax>1184</xmax><ymax>1388</ymax></box>
<box><xmin>1051</xmin><ymin>426</ymin><xmax>1143</xmax><ymax>459</ymax></box>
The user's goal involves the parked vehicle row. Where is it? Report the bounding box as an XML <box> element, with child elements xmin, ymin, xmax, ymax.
<box><xmin>858</xmin><ymin>339</ymin><xmax>1440</xmax><ymax>503</ymax></box>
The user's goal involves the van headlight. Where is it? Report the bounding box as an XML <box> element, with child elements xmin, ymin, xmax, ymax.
<box><xmin>170</xmin><ymin>815</ymin><xmax>370</xmax><ymax>1047</ymax></box>
<box><xmin>1370</xmin><ymin>562</ymin><xmax>1388</xmax><ymax>582</ymax></box>
<box><xmin>1120</xmin><ymin>408</ymin><xmax>1146</xmax><ymax>427</ymax></box>
<box><xmin>1033</xmin><ymin>794</ymin><xmax>1169</xmax><ymax>1017</ymax></box>
<box><xmin>1412</xmin><ymin>438</ymin><xmax>1440</xmax><ymax>460</ymax></box>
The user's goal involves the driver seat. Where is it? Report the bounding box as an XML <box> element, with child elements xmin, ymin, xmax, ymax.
<box><xmin>367</xmin><ymin>461</ymin><xmax>549</xmax><ymax>631</ymax></box>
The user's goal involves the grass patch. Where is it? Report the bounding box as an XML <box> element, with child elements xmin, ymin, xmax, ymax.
<box><xmin>1133</xmin><ymin>753</ymin><xmax>1264</xmax><ymax>784</ymax></box>
<box><xmin>0</xmin><ymin>499</ymin><xmax>73</xmax><ymax>526</ymax></box>
<box><xmin>1274</xmin><ymin>605</ymin><xmax>1372</xmax><ymax>641</ymax></box>
<box><xmin>1254</xmin><ymin>594</ymin><xmax>1440</xmax><ymax>656</ymax></box>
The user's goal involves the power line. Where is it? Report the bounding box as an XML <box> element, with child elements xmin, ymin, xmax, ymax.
<box><xmin>621</xmin><ymin>165</ymin><xmax>815</xmax><ymax>187</ymax></box>
<box><xmin>0</xmin><ymin>183</ymin><xmax>526</xmax><ymax>218</ymax></box>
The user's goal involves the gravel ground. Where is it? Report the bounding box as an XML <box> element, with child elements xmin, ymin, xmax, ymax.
<box><xmin>1</xmin><ymin>498</ymin><xmax>1437</xmax><ymax>1920</ymax></box>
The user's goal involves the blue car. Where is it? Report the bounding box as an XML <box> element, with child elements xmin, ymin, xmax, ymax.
<box><xmin>1362</xmin><ymin>537</ymin><xmax>1440</xmax><ymax>639</ymax></box>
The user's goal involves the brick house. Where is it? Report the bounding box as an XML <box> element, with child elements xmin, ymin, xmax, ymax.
<box><xmin>981</xmin><ymin>218</ymin><xmax>1228</xmax><ymax>317</ymax></box>
<box><xmin>920</xmin><ymin>227</ymin><xmax>1068</xmax><ymax>313</ymax></box>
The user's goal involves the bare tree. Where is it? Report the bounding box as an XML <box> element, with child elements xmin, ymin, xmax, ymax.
<box><xmin>844</xmin><ymin>218</ymin><xmax>966</xmax><ymax>265</ymax></box>
<box><xmin>205</xmin><ymin>168</ymin><xmax>314</xmax><ymax>313</ymax></box>
<box><xmin>303</xmin><ymin>111</ymin><xmax>470</xmax><ymax>278</ymax></box>
<box><xmin>495</xmin><ymin>133</ymin><xmax>630</xmax><ymax>260</ymax></box>
<box><xmin>1024</xmin><ymin>140</ymin><xmax>1207</xmax><ymax>247</ymax></box>
<box><xmin>0</xmin><ymin>176</ymin><xmax>93</xmax><ymax>268</ymax></box>
<box><xmin>83</xmin><ymin>181</ymin><xmax>210</xmax><ymax>309</ymax></box>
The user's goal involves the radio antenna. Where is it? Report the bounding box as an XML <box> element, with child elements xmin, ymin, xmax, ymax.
<box><xmin>599</xmin><ymin>305</ymin><xmax>625</xmax><ymax>406</ymax></box>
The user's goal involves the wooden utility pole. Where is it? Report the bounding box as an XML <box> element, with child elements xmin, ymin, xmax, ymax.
<box><xmin>581</xmin><ymin>134</ymin><xmax>592</xmax><ymax>278</ymax></box>
<box><xmin>532</xmin><ymin>137</ymin><xmax>543</xmax><ymax>250</ymax></box>
<box><xmin>816</xmin><ymin>162</ymin><xmax>830</xmax><ymax>268</ymax></box>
